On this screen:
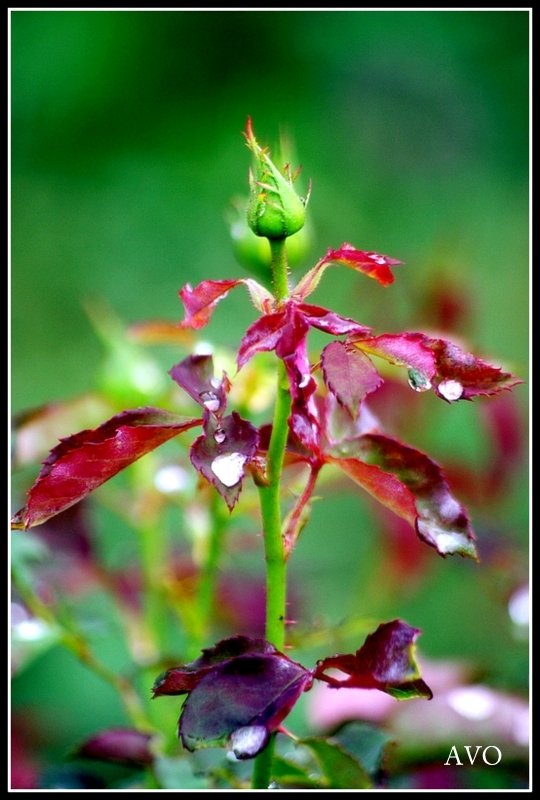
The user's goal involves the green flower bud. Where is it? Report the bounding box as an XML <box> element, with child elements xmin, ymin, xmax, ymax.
<box><xmin>244</xmin><ymin>117</ymin><xmax>309</xmax><ymax>240</ymax></box>
<box><xmin>228</xmin><ymin>196</ymin><xmax>312</xmax><ymax>280</ymax></box>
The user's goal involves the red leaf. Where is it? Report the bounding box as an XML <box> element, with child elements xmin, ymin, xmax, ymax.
<box><xmin>77</xmin><ymin>728</ymin><xmax>154</xmax><ymax>766</ymax></box>
<box><xmin>351</xmin><ymin>333</ymin><xmax>436</xmax><ymax>377</ymax></box>
<box><xmin>352</xmin><ymin>332</ymin><xmax>522</xmax><ymax>401</ymax></box>
<box><xmin>11</xmin><ymin>408</ymin><xmax>201</xmax><ymax>530</ymax></box>
<box><xmin>289</xmin><ymin>402</ymin><xmax>321</xmax><ymax>456</ymax></box>
<box><xmin>314</xmin><ymin>620</ymin><xmax>432</xmax><ymax>700</ymax></box>
<box><xmin>179</xmin><ymin>278</ymin><xmax>274</xmax><ymax>330</ymax></box>
<box><xmin>320</xmin><ymin>392</ymin><xmax>382</xmax><ymax>449</ymax></box>
<box><xmin>324</xmin><ymin>244</ymin><xmax>403</xmax><ymax>286</ymax></box>
<box><xmin>294</xmin><ymin>244</ymin><xmax>402</xmax><ymax>300</ymax></box>
<box><xmin>237</xmin><ymin>311</ymin><xmax>286</xmax><ymax>369</ymax></box>
<box><xmin>328</xmin><ymin>433</ymin><xmax>477</xmax><ymax>559</ymax></box>
<box><xmin>298</xmin><ymin>304</ymin><xmax>372</xmax><ymax>337</ymax></box>
<box><xmin>321</xmin><ymin>341</ymin><xmax>383</xmax><ymax>417</ymax></box>
<box><xmin>190</xmin><ymin>412</ymin><xmax>259</xmax><ymax>510</ymax></box>
<box><xmin>169</xmin><ymin>354</ymin><xmax>228</xmax><ymax>415</ymax></box>
<box><xmin>179</xmin><ymin>279</ymin><xmax>243</xmax><ymax>329</ymax></box>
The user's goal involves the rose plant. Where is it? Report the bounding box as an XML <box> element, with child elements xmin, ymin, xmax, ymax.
<box><xmin>10</xmin><ymin>119</ymin><xmax>521</xmax><ymax>790</ymax></box>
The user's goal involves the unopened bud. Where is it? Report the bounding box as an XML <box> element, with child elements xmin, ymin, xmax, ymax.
<box><xmin>244</xmin><ymin>117</ymin><xmax>308</xmax><ymax>240</ymax></box>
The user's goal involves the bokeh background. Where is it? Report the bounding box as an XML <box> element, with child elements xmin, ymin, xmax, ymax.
<box><xmin>11</xmin><ymin>9</ymin><xmax>529</xmax><ymax>790</ymax></box>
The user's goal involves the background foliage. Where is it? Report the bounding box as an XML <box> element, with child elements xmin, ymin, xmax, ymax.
<box><xmin>11</xmin><ymin>9</ymin><xmax>529</xmax><ymax>790</ymax></box>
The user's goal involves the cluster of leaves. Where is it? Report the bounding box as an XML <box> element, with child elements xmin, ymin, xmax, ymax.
<box><xmin>152</xmin><ymin>622</ymin><xmax>431</xmax><ymax>760</ymax></box>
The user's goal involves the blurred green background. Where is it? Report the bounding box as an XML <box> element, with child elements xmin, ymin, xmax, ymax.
<box><xmin>11</xmin><ymin>9</ymin><xmax>529</xmax><ymax>789</ymax></box>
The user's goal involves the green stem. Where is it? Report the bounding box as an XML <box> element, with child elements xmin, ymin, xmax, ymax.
<box><xmin>252</xmin><ymin>734</ymin><xmax>276</xmax><ymax>789</ymax></box>
<box><xmin>269</xmin><ymin>237</ymin><xmax>290</xmax><ymax>302</ymax></box>
<box><xmin>257</xmin><ymin>358</ymin><xmax>290</xmax><ymax>650</ymax></box>
<box><xmin>253</xmin><ymin>237</ymin><xmax>291</xmax><ymax>788</ymax></box>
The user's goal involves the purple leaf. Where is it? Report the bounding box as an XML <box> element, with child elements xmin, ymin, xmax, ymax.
<box><xmin>180</xmin><ymin>655</ymin><xmax>311</xmax><ymax>757</ymax></box>
<box><xmin>11</xmin><ymin>408</ymin><xmax>201</xmax><ymax>530</ymax></box>
<box><xmin>314</xmin><ymin>620</ymin><xmax>432</xmax><ymax>700</ymax></box>
<box><xmin>169</xmin><ymin>354</ymin><xmax>228</xmax><ymax>415</ymax></box>
<box><xmin>321</xmin><ymin>341</ymin><xmax>383</xmax><ymax>417</ymax></box>
<box><xmin>190</xmin><ymin>412</ymin><xmax>259</xmax><ymax>510</ymax></box>
<box><xmin>237</xmin><ymin>312</ymin><xmax>286</xmax><ymax>369</ymax></box>
<box><xmin>327</xmin><ymin>433</ymin><xmax>477</xmax><ymax>559</ymax></box>
<box><xmin>77</xmin><ymin>728</ymin><xmax>154</xmax><ymax>766</ymax></box>
<box><xmin>154</xmin><ymin>636</ymin><xmax>312</xmax><ymax>759</ymax></box>
<box><xmin>153</xmin><ymin>635</ymin><xmax>275</xmax><ymax>697</ymax></box>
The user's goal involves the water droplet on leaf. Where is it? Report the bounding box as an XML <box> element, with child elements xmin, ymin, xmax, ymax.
<box><xmin>438</xmin><ymin>379</ymin><xmax>464</xmax><ymax>401</ymax></box>
<box><xmin>214</xmin><ymin>428</ymin><xmax>226</xmax><ymax>444</ymax></box>
<box><xmin>268</xmin><ymin>782</ymin><xmax>281</xmax><ymax>789</ymax></box>
<box><xmin>407</xmin><ymin>368</ymin><xmax>432</xmax><ymax>392</ymax></box>
<box><xmin>199</xmin><ymin>391</ymin><xmax>220</xmax><ymax>412</ymax></box>
<box><xmin>230</xmin><ymin>725</ymin><xmax>269</xmax><ymax>760</ymax></box>
<box><xmin>211</xmin><ymin>452</ymin><xmax>247</xmax><ymax>487</ymax></box>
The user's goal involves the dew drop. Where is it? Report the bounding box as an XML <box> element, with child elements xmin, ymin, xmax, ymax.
<box><xmin>298</xmin><ymin>374</ymin><xmax>310</xmax><ymax>389</ymax></box>
<box><xmin>214</xmin><ymin>428</ymin><xmax>226</xmax><ymax>445</ymax></box>
<box><xmin>199</xmin><ymin>391</ymin><xmax>220</xmax><ymax>412</ymax></box>
<box><xmin>268</xmin><ymin>782</ymin><xmax>281</xmax><ymax>790</ymax></box>
<box><xmin>407</xmin><ymin>368</ymin><xmax>432</xmax><ymax>392</ymax></box>
<box><xmin>230</xmin><ymin>725</ymin><xmax>269</xmax><ymax>760</ymax></box>
<box><xmin>438</xmin><ymin>379</ymin><xmax>464</xmax><ymax>402</ymax></box>
<box><xmin>211</xmin><ymin>452</ymin><xmax>247</xmax><ymax>487</ymax></box>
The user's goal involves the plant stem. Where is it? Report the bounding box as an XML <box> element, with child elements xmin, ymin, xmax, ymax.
<box><xmin>252</xmin><ymin>735</ymin><xmax>276</xmax><ymax>789</ymax></box>
<box><xmin>257</xmin><ymin>360</ymin><xmax>290</xmax><ymax>650</ymax></box>
<box><xmin>269</xmin><ymin>238</ymin><xmax>290</xmax><ymax>302</ymax></box>
<box><xmin>253</xmin><ymin>237</ymin><xmax>291</xmax><ymax>788</ymax></box>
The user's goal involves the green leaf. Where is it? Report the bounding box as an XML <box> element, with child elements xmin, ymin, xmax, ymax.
<box><xmin>271</xmin><ymin>755</ymin><xmax>321</xmax><ymax>789</ymax></box>
<box><xmin>301</xmin><ymin>737</ymin><xmax>373</xmax><ymax>789</ymax></box>
<box><xmin>334</xmin><ymin>721</ymin><xmax>393</xmax><ymax>777</ymax></box>
<box><xmin>154</xmin><ymin>756</ymin><xmax>209</xmax><ymax>790</ymax></box>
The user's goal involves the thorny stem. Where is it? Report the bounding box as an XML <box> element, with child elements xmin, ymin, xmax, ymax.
<box><xmin>253</xmin><ymin>237</ymin><xmax>291</xmax><ymax>789</ymax></box>
<box><xmin>11</xmin><ymin>566</ymin><xmax>154</xmax><ymax>732</ymax></box>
